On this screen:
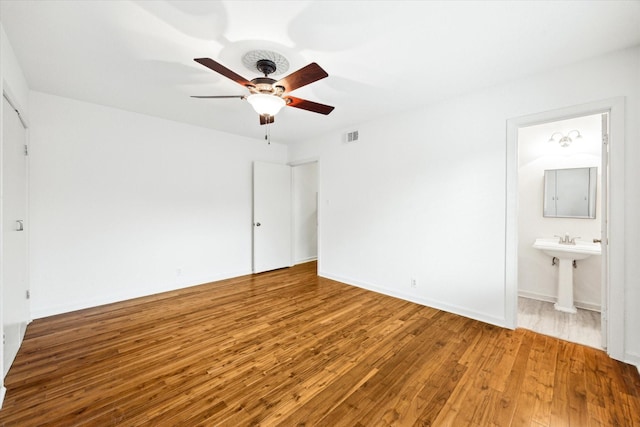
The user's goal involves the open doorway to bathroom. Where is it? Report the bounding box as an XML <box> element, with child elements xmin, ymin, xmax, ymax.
<box><xmin>506</xmin><ymin>98</ymin><xmax>625</xmax><ymax>361</ymax></box>
<box><xmin>516</xmin><ymin>113</ymin><xmax>606</xmax><ymax>349</ymax></box>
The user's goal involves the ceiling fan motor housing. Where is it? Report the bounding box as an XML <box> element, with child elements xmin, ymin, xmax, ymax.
<box><xmin>253</xmin><ymin>60</ymin><xmax>281</xmax><ymax>94</ymax></box>
<box><xmin>249</xmin><ymin>76</ymin><xmax>283</xmax><ymax>95</ymax></box>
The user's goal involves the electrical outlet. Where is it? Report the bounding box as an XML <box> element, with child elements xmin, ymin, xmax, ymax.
<box><xmin>411</xmin><ymin>278</ymin><xmax>417</xmax><ymax>288</ymax></box>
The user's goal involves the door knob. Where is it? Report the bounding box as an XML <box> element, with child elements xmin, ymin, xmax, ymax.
<box><xmin>255</xmin><ymin>222</ymin><xmax>261</xmax><ymax>227</ymax></box>
<box><xmin>593</xmin><ymin>238</ymin><xmax>601</xmax><ymax>243</ymax></box>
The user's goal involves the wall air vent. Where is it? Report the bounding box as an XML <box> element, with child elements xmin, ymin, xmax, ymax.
<box><xmin>345</xmin><ymin>130</ymin><xmax>359</xmax><ymax>143</ymax></box>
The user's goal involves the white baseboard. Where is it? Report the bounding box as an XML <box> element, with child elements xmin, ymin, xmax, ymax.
<box><xmin>31</xmin><ymin>269</ymin><xmax>253</xmax><ymax>319</ymax></box>
<box><xmin>625</xmin><ymin>351</ymin><xmax>640</xmax><ymax>371</ymax></box>
<box><xmin>295</xmin><ymin>257</ymin><xmax>317</xmax><ymax>265</ymax></box>
<box><xmin>319</xmin><ymin>271</ymin><xmax>506</xmax><ymax>328</ymax></box>
<box><xmin>518</xmin><ymin>290</ymin><xmax>601</xmax><ymax>312</ymax></box>
<box><xmin>1</xmin><ymin>385</ymin><xmax>6</xmax><ymax>409</ymax></box>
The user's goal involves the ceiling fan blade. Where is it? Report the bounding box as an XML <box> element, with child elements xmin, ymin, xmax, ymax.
<box><xmin>285</xmin><ymin>96</ymin><xmax>335</xmax><ymax>115</ymax></box>
<box><xmin>260</xmin><ymin>115</ymin><xmax>275</xmax><ymax>125</ymax></box>
<box><xmin>194</xmin><ymin>58</ymin><xmax>253</xmax><ymax>88</ymax></box>
<box><xmin>190</xmin><ymin>95</ymin><xmax>245</xmax><ymax>99</ymax></box>
<box><xmin>276</xmin><ymin>63</ymin><xmax>328</xmax><ymax>92</ymax></box>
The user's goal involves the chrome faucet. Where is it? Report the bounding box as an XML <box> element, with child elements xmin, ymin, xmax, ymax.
<box><xmin>554</xmin><ymin>233</ymin><xmax>568</xmax><ymax>244</ymax></box>
<box><xmin>554</xmin><ymin>233</ymin><xmax>580</xmax><ymax>245</ymax></box>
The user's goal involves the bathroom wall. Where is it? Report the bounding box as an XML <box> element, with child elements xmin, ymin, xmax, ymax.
<box><xmin>518</xmin><ymin>114</ymin><xmax>602</xmax><ymax>309</ymax></box>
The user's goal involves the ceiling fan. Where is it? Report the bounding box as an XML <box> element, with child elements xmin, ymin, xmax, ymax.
<box><xmin>192</xmin><ymin>55</ymin><xmax>335</xmax><ymax>125</ymax></box>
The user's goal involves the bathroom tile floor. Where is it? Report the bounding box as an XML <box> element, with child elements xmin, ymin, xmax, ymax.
<box><xmin>517</xmin><ymin>296</ymin><xmax>602</xmax><ymax>349</ymax></box>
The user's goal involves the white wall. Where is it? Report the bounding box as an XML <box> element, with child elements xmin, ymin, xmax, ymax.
<box><xmin>1</xmin><ymin>25</ymin><xmax>29</xmax><ymax>113</ymax></box>
<box><xmin>296</xmin><ymin>108</ymin><xmax>510</xmax><ymax>327</ymax></box>
<box><xmin>289</xmin><ymin>46</ymin><xmax>640</xmax><ymax>365</ymax></box>
<box><xmin>518</xmin><ymin>115</ymin><xmax>602</xmax><ymax>309</ymax></box>
<box><xmin>28</xmin><ymin>91</ymin><xmax>287</xmax><ymax>318</ymax></box>
<box><xmin>292</xmin><ymin>162</ymin><xmax>318</xmax><ymax>264</ymax></box>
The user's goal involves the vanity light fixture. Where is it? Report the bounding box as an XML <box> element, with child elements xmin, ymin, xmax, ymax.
<box><xmin>548</xmin><ymin>130</ymin><xmax>582</xmax><ymax>148</ymax></box>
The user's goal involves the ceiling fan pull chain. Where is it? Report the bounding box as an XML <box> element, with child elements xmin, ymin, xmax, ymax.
<box><xmin>264</xmin><ymin>119</ymin><xmax>271</xmax><ymax>145</ymax></box>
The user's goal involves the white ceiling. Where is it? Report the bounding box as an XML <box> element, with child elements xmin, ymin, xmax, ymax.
<box><xmin>2</xmin><ymin>1</ymin><xmax>639</xmax><ymax>144</ymax></box>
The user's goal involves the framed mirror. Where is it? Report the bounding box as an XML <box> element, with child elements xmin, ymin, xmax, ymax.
<box><xmin>543</xmin><ymin>167</ymin><xmax>597</xmax><ymax>218</ymax></box>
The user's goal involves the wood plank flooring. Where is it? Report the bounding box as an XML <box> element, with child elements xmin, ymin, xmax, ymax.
<box><xmin>518</xmin><ymin>297</ymin><xmax>602</xmax><ymax>349</ymax></box>
<box><xmin>1</xmin><ymin>261</ymin><xmax>639</xmax><ymax>426</ymax></box>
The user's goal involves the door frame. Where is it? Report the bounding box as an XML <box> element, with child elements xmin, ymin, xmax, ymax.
<box><xmin>505</xmin><ymin>97</ymin><xmax>625</xmax><ymax>361</ymax></box>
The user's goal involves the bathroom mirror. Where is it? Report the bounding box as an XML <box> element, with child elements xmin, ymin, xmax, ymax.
<box><xmin>543</xmin><ymin>167</ymin><xmax>597</xmax><ymax>218</ymax></box>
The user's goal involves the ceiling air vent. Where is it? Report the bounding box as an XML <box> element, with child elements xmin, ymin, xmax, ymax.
<box><xmin>345</xmin><ymin>130</ymin><xmax>359</xmax><ymax>143</ymax></box>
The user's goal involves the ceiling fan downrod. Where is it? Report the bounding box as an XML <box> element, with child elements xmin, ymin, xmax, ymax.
<box><xmin>256</xmin><ymin>59</ymin><xmax>277</xmax><ymax>77</ymax></box>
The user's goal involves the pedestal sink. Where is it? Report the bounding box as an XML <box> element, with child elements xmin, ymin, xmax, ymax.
<box><xmin>532</xmin><ymin>238</ymin><xmax>601</xmax><ymax>313</ymax></box>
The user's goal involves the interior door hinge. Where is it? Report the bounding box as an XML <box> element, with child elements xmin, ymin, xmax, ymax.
<box><xmin>26</xmin><ymin>290</ymin><xmax>31</xmax><ymax>300</ymax></box>
<box><xmin>24</xmin><ymin>144</ymin><xmax>29</xmax><ymax>156</ymax></box>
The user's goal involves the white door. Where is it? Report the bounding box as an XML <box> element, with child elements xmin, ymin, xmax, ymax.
<box><xmin>253</xmin><ymin>162</ymin><xmax>292</xmax><ymax>273</ymax></box>
<box><xmin>600</xmin><ymin>112</ymin><xmax>609</xmax><ymax>349</ymax></box>
<box><xmin>2</xmin><ymin>96</ymin><xmax>29</xmax><ymax>377</ymax></box>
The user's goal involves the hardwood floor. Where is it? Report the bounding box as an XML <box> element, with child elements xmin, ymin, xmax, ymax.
<box><xmin>1</xmin><ymin>261</ymin><xmax>639</xmax><ymax>426</ymax></box>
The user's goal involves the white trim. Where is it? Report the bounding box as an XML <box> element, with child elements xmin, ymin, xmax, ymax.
<box><xmin>320</xmin><ymin>271</ymin><xmax>506</xmax><ymax>328</ymax></box>
<box><xmin>295</xmin><ymin>256</ymin><xmax>318</xmax><ymax>265</ymax></box>
<box><xmin>317</xmin><ymin>161</ymin><xmax>322</xmax><ymax>273</ymax></box>
<box><xmin>506</xmin><ymin>97</ymin><xmax>625</xmax><ymax>361</ymax></box>
<box><xmin>0</xmin><ymin>385</ymin><xmax>6</xmax><ymax>409</ymax></box>
<box><xmin>287</xmin><ymin>156</ymin><xmax>319</xmax><ymax>167</ymax></box>
<box><xmin>518</xmin><ymin>290</ymin><xmax>601</xmax><ymax>312</ymax></box>
<box><xmin>289</xmin><ymin>166</ymin><xmax>294</xmax><ymax>268</ymax></box>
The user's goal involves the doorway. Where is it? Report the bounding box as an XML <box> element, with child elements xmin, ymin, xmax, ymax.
<box><xmin>505</xmin><ymin>98</ymin><xmax>625</xmax><ymax>361</ymax></box>
<box><xmin>516</xmin><ymin>113</ymin><xmax>604</xmax><ymax>348</ymax></box>
<box><xmin>292</xmin><ymin>161</ymin><xmax>318</xmax><ymax>266</ymax></box>
<box><xmin>252</xmin><ymin>160</ymin><xmax>319</xmax><ymax>274</ymax></box>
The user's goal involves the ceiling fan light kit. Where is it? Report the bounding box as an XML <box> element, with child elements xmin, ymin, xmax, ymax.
<box><xmin>247</xmin><ymin>93</ymin><xmax>286</xmax><ymax>116</ymax></box>
<box><xmin>192</xmin><ymin>50</ymin><xmax>334</xmax><ymax>131</ymax></box>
